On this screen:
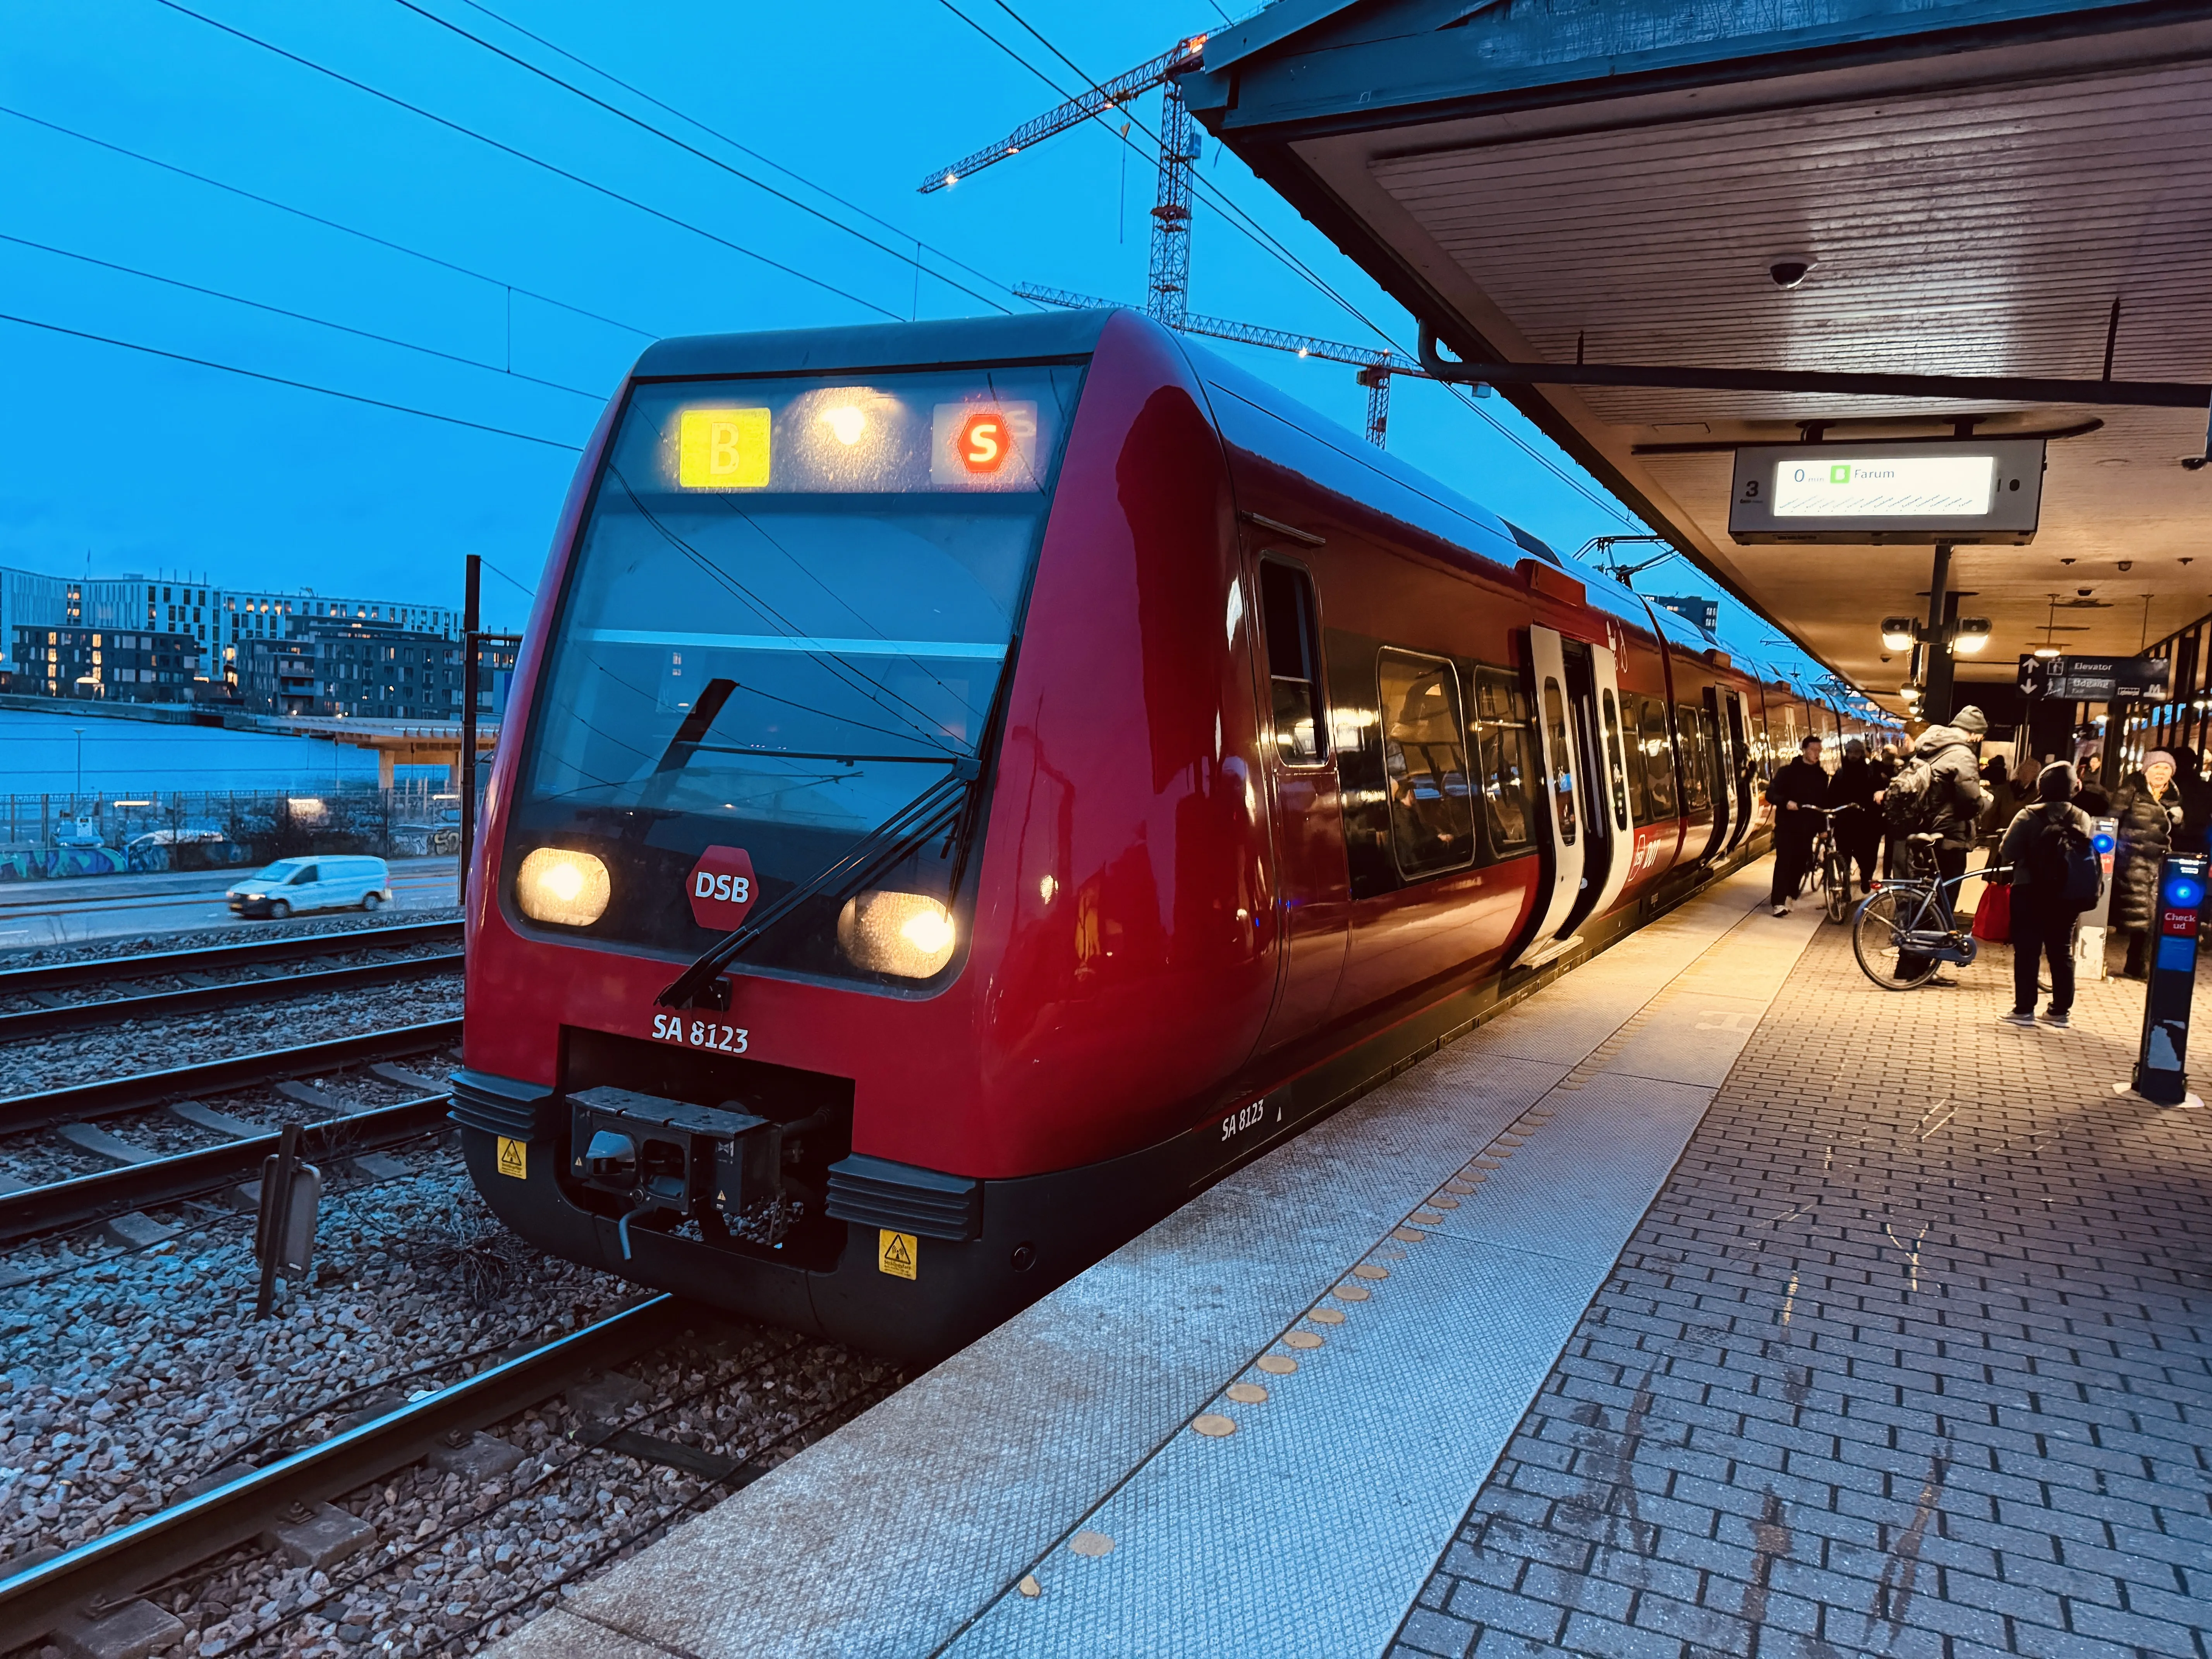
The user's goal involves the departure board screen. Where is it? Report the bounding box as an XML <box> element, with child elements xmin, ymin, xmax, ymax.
<box><xmin>1726</xmin><ymin>438</ymin><xmax>2044</xmax><ymax>544</ymax></box>
<box><xmin>1770</xmin><ymin>453</ymin><xmax>1995</xmax><ymax>518</ymax></box>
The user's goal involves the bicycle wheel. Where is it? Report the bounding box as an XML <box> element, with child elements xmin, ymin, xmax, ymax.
<box><xmin>1824</xmin><ymin>848</ymin><xmax>1850</xmax><ymax>924</ymax></box>
<box><xmin>1853</xmin><ymin>888</ymin><xmax>1939</xmax><ymax>989</ymax></box>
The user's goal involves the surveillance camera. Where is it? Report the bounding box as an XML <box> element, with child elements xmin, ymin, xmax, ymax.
<box><xmin>1767</xmin><ymin>255</ymin><xmax>1815</xmax><ymax>290</ymax></box>
<box><xmin>2078</xmin><ymin>587</ymin><xmax>2094</xmax><ymax>597</ymax></box>
<box><xmin>2118</xmin><ymin>560</ymin><xmax>2134</xmax><ymax>572</ymax></box>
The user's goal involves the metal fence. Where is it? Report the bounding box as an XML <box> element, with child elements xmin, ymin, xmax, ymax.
<box><xmin>0</xmin><ymin>779</ymin><xmax>472</xmax><ymax>879</ymax></box>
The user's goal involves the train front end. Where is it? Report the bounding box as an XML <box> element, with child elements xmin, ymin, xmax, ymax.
<box><xmin>453</xmin><ymin>311</ymin><xmax>1273</xmax><ymax>1359</ymax></box>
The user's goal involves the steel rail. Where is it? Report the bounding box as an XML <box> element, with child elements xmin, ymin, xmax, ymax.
<box><xmin>0</xmin><ymin>1094</ymin><xmax>452</xmax><ymax>1245</ymax></box>
<box><xmin>0</xmin><ymin>920</ymin><xmax>460</xmax><ymax>996</ymax></box>
<box><xmin>0</xmin><ymin>1295</ymin><xmax>690</xmax><ymax>1652</ymax></box>
<box><xmin>0</xmin><ymin>951</ymin><xmax>464</xmax><ymax>1042</ymax></box>
<box><xmin>0</xmin><ymin>1020</ymin><xmax>464</xmax><ymax>1136</ymax></box>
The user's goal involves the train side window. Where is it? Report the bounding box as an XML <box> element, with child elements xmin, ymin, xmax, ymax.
<box><xmin>1470</xmin><ymin>666</ymin><xmax>1535</xmax><ymax>855</ymax></box>
<box><xmin>1674</xmin><ymin>702</ymin><xmax>1713</xmax><ymax>812</ymax></box>
<box><xmin>1638</xmin><ymin>697</ymin><xmax>1677</xmax><ymax>819</ymax></box>
<box><xmin>1544</xmin><ymin>677</ymin><xmax>1577</xmax><ymax>845</ymax></box>
<box><xmin>1378</xmin><ymin>648</ymin><xmax>1476</xmax><ymax>878</ymax></box>
<box><xmin>1259</xmin><ymin>560</ymin><xmax>1326</xmax><ymax>766</ymax></box>
<box><xmin>1620</xmin><ymin>692</ymin><xmax>1652</xmax><ymax>824</ymax></box>
<box><xmin>1600</xmin><ymin>689</ymin><xmax>1630</xmax><ymax>828</ymax></box>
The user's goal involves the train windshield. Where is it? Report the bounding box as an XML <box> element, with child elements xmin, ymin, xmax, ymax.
<box><xmin>509</xmin><ymin>364</ymin><xmax>1085</xmax><ymax>985</ymax></box>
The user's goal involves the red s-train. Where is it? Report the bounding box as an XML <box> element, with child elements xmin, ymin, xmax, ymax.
<box><xmin>455</xmin><ymin>308</ymin><xmax>1874</xmax><ymax>1359</ymax></box>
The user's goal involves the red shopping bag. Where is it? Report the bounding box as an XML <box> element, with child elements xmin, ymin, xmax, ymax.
<box><xmin>1971</xmin><ymin>880</ymin><xmax>2012</xmax><ymax>944</ymax></box>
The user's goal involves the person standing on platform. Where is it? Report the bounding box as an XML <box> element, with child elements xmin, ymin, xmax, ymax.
<box><xmin>1829</xmin><ymin>738</ymin><xmax>1882</xmax><ymax>894</ymax></box>
<box><xmin>1765</xmin><ymin>734</ymin><xmax>1829</xmax><ymax>916</ymax></box>
<box><xmin>2110</xmin><ymin>749</ymin><xmax>2185</xmax><ymax>978</ymax></box>
<box><xmin>1889</xmin><ymin>709</ymin><xmax>1986</xmax><ymax>981</ymax></box>
<box><xmin>1999</xmin><ymin>761</ymin><xmax>2095</xmax><ymax>1027</ymax></box>
<box><xmin>1977</xmin><ymin>756</ymin><xmax>2016</xmax><ymax>867</ymax></box>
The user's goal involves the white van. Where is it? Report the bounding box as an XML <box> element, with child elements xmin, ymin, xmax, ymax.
<box><xmin>226</xmin><ymin>855</ymin><xmax>393</xmax><ymax>919</ymax></box>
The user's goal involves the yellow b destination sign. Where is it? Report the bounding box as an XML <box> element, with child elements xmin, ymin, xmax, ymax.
<box><xmin>678</xmin><ymin>407</ymin><xmax>771</xmax><ymax>489</ymax></box>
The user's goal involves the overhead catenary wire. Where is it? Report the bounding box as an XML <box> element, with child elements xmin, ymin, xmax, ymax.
<box><xmin>935</xmin><ymin>0</ymin><xmax>1643</xmax><ymax>527</ymax></box>
<box><xmin>0</xmin><ymin>312</ymin><xmax>582</xmax><ymax>451</ymax></box>
<box><xmin>0</xmin><ymin>106</ymin><xmax>654</xmax><ymax>342</ymax></box>
<box><xmin>451</xmin><ymin>0</ymin><xmax>1027</xmax><ymax>313</ymax></box>
<box><xmin>149</xmin><ymin>0</ymin><xmax>907</xmax><ymax>323</ymax></box>
<box><xmin>404</xmin><ymin>0</ymin><xmax>1027</xmax><ymax>316</ymax></box>
<box><xmin>0</xmin><ymin>230</ymin><xmax>607</xmax><ymax>401</ymax></box>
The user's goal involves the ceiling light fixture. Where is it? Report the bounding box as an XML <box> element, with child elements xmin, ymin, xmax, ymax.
<box><xmin>2033</xmin><ymin>594</ymin><xmax>2063</xmax><ymax>659</ymax></box>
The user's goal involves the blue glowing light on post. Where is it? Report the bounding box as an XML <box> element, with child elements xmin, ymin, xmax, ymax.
<box><xmin>2134</xmin><ymin>852</ymin><xmax>2207</xmax><ymax>1106</ymax></box>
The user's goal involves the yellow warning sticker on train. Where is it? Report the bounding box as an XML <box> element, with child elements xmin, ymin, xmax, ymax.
<box><xmin>878</xmin><ymin>1230</ymin><xmax>917</xmax><ymax>1279</ymax></box>
<box><xmin>496</xmin><ymin>1137</ymin><xmax>527</xmax><ymax>1180</ymax></box>
<box><xmin>677</xmin><ymin>407</ymin><xmax>771</xmax><ymax>489</ymax></box>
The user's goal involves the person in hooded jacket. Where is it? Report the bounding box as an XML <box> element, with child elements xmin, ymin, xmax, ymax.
<box><xmin>1828</xmin><ymin>738</ymin><xmax>1882</xmax><ymax>894</ymax></box>
<box><xmin>1999</xmin><ymin>761</ymin><xmax>2095</xmax><ymax>1027</ymax></box>
<box><xmin>2111</xmin><ymin>749</ymin><xmax>2186</xmax><ymax>977</ymax></box>
<box><xmin>1892</xmin><ymin>709</ymin><xmax>1987</xmax><ymax>981</ymax></box>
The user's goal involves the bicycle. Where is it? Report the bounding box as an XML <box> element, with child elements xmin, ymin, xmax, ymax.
<box><xmin>1850</xmin><ymin>832</ymin><xmax>2012</xmax><ymax>989</ymax></box>
<box><xmin>1801</xmin><ymin>804</ymin><xmax>1865</xmax><ymax>925</ymax></box>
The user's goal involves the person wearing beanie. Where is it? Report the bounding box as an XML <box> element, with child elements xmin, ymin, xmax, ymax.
<box><xmin>1998</xmin><ymin>761</ymin><xmax>2095</xmax><ymax>1025</ymax></box>
<box><xmin>2111</xmin><ymin>748</ymin><xmax>2185</xmax><ymax>977</ymax></box>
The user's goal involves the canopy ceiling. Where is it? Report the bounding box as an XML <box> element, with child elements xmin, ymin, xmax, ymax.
<box><xmin>1187</xmin><ymin>0</ymin><xmax>2212</xmax><ymax>711</ymax></box>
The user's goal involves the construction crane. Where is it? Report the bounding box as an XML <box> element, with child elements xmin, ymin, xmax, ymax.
<box><xmin>927</xmin><ymin>40</ymin><xmax>1471</xmax><ymax>446</ymax></box>
<box><xmin>921</xmin><ymin>36</ymin><xmax>1207</xmax><ymax>325</ymax></box>
<box><xmin>1017</xmin><ymin>283</ymin><xmax>1435</xmax><ymax>448</ymax></box>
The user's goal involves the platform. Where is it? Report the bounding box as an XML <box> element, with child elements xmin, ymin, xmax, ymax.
<box><xmin>492</xmin><ymin>861</ymin><xmax>2211</xmax><ymax>1659</ymax></box>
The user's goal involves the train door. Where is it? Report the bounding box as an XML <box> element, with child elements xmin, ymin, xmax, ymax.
<box><xmin>1513</xmin><ymin>624</ymin><xmax>1585</xmax><ymax>955</ymax></box>
<box><xmin>1721</xmin><ymin>691</ymin><xmax>1757</xmax><ymax>853</ymax></box>
<box><xmin>1250</xmin><ymin>555</ymin><xmax>1349</xmax><ymax>1055</ymax></box>
<box><xmin>1589</xmin><ymin>647</ymin><xmax>1638</xmax><ymax>919</ymax></box>
<box><xmin>1558</xmin><ymin>639</ymin><xmax>1633</xmax><ymax>935</ymax></box>
<box><xmin>1690</xmin><ymin>688</ymin><xmax>1731</xmax><ymax>862</ymax></box>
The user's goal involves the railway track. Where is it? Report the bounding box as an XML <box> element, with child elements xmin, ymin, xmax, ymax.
<box><xmin>0</xmin><ymin>923</ymin><xmax>463</xmax><ymax>1042</ymax></box>
<box><xmin>0</xmin><ymin>1019</ymin><xmax>463</xmax><ymax>1137</ymax></box>
<box><xmin>0</xmin><ymin>1092</ymin><xmax>451</xmax><ymax>1246</ymax></box>
<box><xmin>0</xmin><ymin>1298</ymin><xmax>897</xmax><ymax>1656</ymax></box>
<box><xmin>0</xmin><ymin>1297</ymin><xmax>690</xmax><ymax>1652</ymax></box>
<box><xmin>0</xmin><ymin>920</ymin><xmax>459</xmax><ymax>997</ymax></box>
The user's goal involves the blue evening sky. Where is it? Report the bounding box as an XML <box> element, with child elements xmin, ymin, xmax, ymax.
<box><xmin>1</xmin><ymin>0</ymin><xmax>1699</xmax><ymax>635</ymax></box>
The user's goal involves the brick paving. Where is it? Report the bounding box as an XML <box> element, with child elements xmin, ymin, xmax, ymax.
<box><xmin>1390</xmin><ymin>912</ymin><xmax>2212</xmax><ymax>1659</ymax></box>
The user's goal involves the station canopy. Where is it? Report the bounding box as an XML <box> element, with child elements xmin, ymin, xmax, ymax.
<box><xmin>1185</xmin><ymin>0</ymin><xmax>2212</xmax><ymax>713</ymax></box>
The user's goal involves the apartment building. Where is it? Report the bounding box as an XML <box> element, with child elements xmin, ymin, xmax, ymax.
<box><xmin>9</xmin><ymin>624</ymin><xmax>203</xmax><ymax>701</ymax></box>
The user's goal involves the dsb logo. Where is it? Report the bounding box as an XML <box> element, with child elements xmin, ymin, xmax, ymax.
<box><xmin>686</xmin><ymin>846</ymin><xmax>757</xmax><ymax>930</ymax></box>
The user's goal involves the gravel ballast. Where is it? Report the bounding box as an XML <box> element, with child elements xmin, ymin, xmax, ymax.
<box><xmin>0</xmin><ymin>1161</ymin><xmax>891</xmax><ymax>1657</ymax></box>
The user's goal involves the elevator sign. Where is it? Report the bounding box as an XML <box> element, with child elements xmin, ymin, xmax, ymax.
<box><xmin>1727</xmin><ymin>438</ymin><xmax>2044</xmax><ymax>544</ymax></box>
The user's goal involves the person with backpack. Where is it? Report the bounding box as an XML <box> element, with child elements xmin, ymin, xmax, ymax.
<box><xmin>1885</xmin><ymin>709</ymin><xmax>1987</xmax><ymax>980</ymax></box>
<box><xmin>1998</xmin><ymin>761</ymin><xmax>2099</xmax><ymax>1026</ymax></box>
<box><xmin>2111</xmin><ymin>749</ymin><xmax>2186</xmax><ymax>977</ymax></box>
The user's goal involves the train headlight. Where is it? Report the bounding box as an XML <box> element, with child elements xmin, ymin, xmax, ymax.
<box><xmin>515</xmin><ymin>848</ymin><xmax>610</xmax><ymax>927</ymax></box>
<box><xmin>838</xmin><ymin>890</ymin><xmax>957</xmax><ymax>979</ymax></box>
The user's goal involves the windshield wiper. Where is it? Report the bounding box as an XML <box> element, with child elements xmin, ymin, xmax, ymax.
<box><xmin>656</xmin><ymin>755</ymin><xmax>979</xmax><ymax>1010</ymax></box>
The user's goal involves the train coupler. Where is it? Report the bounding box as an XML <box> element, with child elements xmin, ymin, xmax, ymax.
<box><xmin>568</xmin><ymin>1087</ymin><xmax>787</xmax><ymax>1252</ymax></box>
